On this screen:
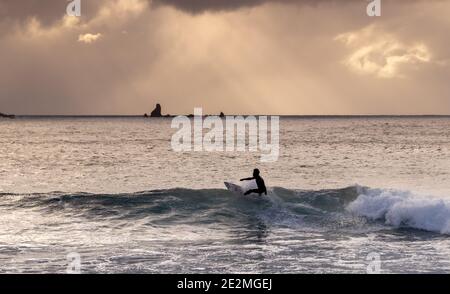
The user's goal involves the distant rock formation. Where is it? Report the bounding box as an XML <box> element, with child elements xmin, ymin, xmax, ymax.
<box><xmin>150</xmin><ymin>104</ymin><xmax>162</xmax><ymax>117</ymax></box>
<box><xmin>0</xmin><ymin>112</ymin><xmax>15</xmax><ymax>119</ymax></box>
<box><xmin>144</xmin><ymin>104</ymin><xmax>224</xmax><ymax>118</ymax></box>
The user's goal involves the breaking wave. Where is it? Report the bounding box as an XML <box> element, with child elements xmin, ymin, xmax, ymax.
<box><xmin>1</xmin><ymin>185</ymin><xmax>449</xmax><ymax>235</ymax></box>
<box><xmin>347</xmin><ymin>188</ymin><xmax>450</xmax><ymax>234</ymax></box>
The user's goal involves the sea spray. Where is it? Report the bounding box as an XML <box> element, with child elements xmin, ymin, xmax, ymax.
<box><xmin>347</xmin><ymin>188</ymin><xmax>450</xmax><ymax>234</ymax></box>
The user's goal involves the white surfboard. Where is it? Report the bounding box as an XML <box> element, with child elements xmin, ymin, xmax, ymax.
<box><xmin>224</xmin><ymin>182</ymin><xmax>245</xmax><ymax>196</ymax></box>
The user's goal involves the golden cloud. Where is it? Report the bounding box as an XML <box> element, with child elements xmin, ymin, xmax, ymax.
<box><xmin>336</xmin><ymin>25</ymin><xmax>431</xmax><ymax>78</ymax></box>
<box><xmin>78</xmin><ymin>33</ymin><xmax>102</xmax><ymax>44</ymax></box>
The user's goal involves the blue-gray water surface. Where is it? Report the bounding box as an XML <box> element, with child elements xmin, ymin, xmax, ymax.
<box><xmin>1</xmin><ymin>116</ymin><xmax>450</xmax><ymax>273</ymax></box>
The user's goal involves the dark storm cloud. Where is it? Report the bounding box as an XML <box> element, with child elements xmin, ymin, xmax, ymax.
<box><xmin>0</xmin><ymin>0</ymin><xmax>303</xmax><ymax>23</ymax></box>
<box><xmin>152</xmin><ymin>0</ymin><xmax>349</xmax><ymax>13</ymax></box>
<box><xmin>154</xmin><ymin>0</ymin><xmax>271</xmax><ymax>13</ymax></box>
<box><xmin>0</xmin><ymin>0</ymin><xmax>429</xmax><ymax>24</ymax></box>
<box><xmin>0</xmin><ymin>0</ymin><xmax>105</xmax><ymax>26</ymax></box>
<box><xmin>0</xmin><ymin>0</ymin><xmax>65</xmax><ymax>25</ymax></box>
<box><xmin>153</xmin><ymin>0</ymin><xmax>436</xmax><ymax>14</ymax></box>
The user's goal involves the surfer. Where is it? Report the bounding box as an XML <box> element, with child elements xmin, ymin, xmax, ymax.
<box><xmin>240</xmin><ymin>169</ymin><xmax>267</xmax><ymax>195</ymax></box>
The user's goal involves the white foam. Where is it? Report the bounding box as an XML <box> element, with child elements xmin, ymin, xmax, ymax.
<box><xmin>347</xmin><ymin>188</ymin><xmax>450</xmax><ymax>234</ymax></box>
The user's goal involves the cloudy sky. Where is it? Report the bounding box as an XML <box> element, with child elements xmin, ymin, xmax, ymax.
<box><xmin>0</xmin><ymin>0</ymin><xmax>449</xmax><ymax>115</ymax></box>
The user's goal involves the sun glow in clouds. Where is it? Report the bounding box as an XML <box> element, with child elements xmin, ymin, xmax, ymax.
<box><xmin>336</xmin><ymin>25</ymin><xmax>431</xmax><ymax>78</ymax></box>
<box><xmin>78</xmin><ymin>33</ymin><xmax>102</xmax><ymax>44</ymax></box>
<box><xmin>1</xmin><ymin>0</ymin><xmax>449</xmax><ymax>115</ymax></box>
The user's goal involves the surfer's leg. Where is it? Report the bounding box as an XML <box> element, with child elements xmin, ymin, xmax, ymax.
<box><xmin>244</xmin><ymin>189</ymin><xmax>259</xmax><ymax>195</ymax></box>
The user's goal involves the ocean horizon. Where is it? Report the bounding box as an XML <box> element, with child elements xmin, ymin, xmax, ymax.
<box><xmin>7</xmin><ymin>114</ymin><xmax>450</xmax><ymax>118</ymax></box>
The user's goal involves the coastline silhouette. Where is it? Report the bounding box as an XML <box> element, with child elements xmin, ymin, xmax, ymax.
<box><xmin>0</xmin><ymin>112</ymin><xmax>15</xmax><ymax>119</ymax></box>
<box><xmin>144</xmin><ymin>103</ymin><xmax>225</xmax><ymax>118</ymax></box>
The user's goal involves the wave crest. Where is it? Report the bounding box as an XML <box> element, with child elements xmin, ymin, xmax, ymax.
<box><xmin>347</xmin><ymin>188</ymin><xmax>450</xmax><ymax>234</ymax></box>
<box><xmin>2</xmin><ymin>186</ymin><xmax>449</xmax><ymax>235</ymax></box>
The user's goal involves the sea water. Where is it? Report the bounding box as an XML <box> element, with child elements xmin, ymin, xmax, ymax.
<box><xmin>0</xmin><ymin>116</ymin><xmax>449</xmax><ymax>273</ymax></box>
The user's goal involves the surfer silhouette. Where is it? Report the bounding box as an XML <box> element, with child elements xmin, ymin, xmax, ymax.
<box><xmin>240</xmin><ymin>169</ymin><xmax>267</xmax><ymax>196</ymax></box>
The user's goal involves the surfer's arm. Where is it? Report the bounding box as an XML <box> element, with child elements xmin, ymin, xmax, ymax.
<box><xmin>240</xmin><ymin>177</ymin><xmax>254</xmax><ymax>181</ymax></box>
